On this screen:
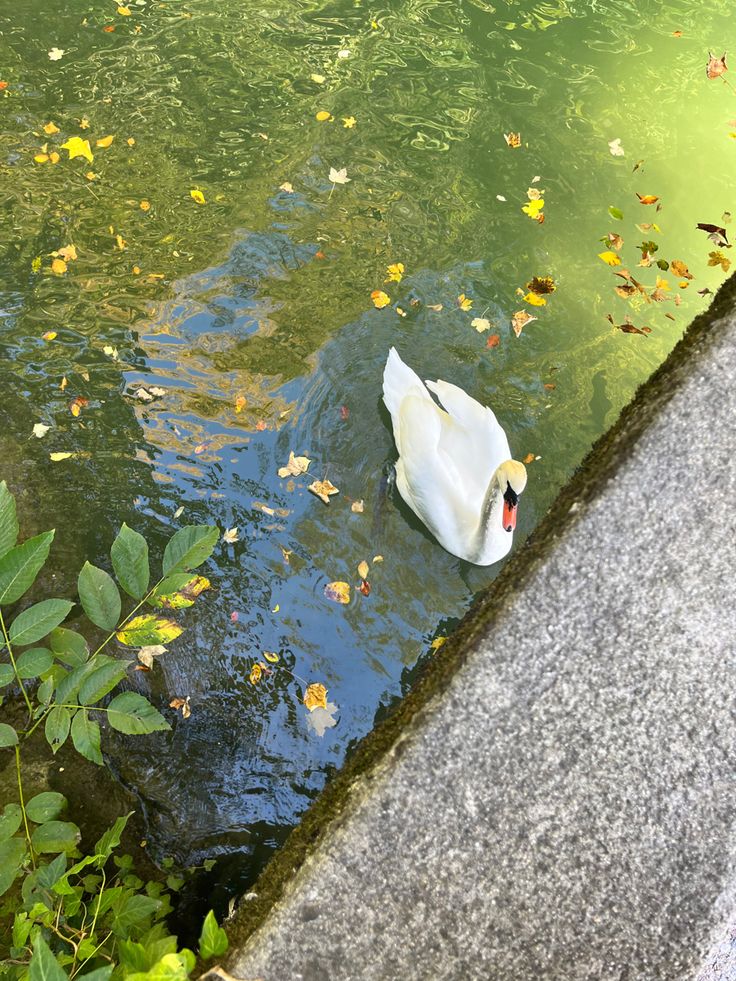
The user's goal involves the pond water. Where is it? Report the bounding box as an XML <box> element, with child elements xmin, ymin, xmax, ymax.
<box><xmin>1</xmin><ymin>0</ymin><xmax>733</xmax><ymax>904</ymax></box>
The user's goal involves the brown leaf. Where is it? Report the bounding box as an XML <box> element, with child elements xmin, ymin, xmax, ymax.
<box><xmin>324</xmin><ymin>581</ymin><xmax>350</xmax><ymax>604</ymax></box>
<box><xmin>706</xmin><ymin>52</ymin><xmax>727</xmax><ymax>79</ymax></box>
<box><xmin>522</xmin><ymin>452</ymin><xmax>535</xmax><ymax>465</ymax></box>
<box><xmin>525</xmin><ymin>276</ymin><xmax>556</xmax><ymax>295</ymax></box>
<box><xmin>304</xmin><ymin>682</ymin><xmax>328</xmax><ymax>712</ymax></box>
<box><xmin>309</xmin><ymin>478</ymin><xmax>339</xmax><ymax>504</ymax></box>
<box><xmin>278</xmin><ymin>451</ymin><xmax>311</xmax><ymax>478</ymax></box>
<box><xmin>670</xmin><ymin>259</ymin><xmax>693</xmax><ymax>279</ymax></box>
<box><xmin>511</xmin><ymin>310</ymin><xmax>537</xmax><ymax>338</ymax></box>
<box><xmin>636</xmin><ymin>194</ymin><xmax>659</xmax><ymax>205</ymax></box>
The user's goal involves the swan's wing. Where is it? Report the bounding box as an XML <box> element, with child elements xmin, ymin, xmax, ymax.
<box><xmin>425</xmin><ymin>378</ymin><xmax>511</xmax><ymax>498</ymax></box>
<box><xmin>382</xmin><ymin>347</ymin><xmax>432</xmax><ymax>455</ymax></box>
<box><xmin>396</xmin><ymin>395</ymin><xmax>477</xmax><ymax>544</ymax></box>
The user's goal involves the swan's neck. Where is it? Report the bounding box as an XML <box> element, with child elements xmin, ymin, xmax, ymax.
<box><xmin>471</xmin><ymin>472</ymin><xmax>504</xmax><ymax>559</ymax></box>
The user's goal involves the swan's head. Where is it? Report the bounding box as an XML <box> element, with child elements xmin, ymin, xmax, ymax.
<box><xmin>497</xmin><ymin>460</ymin><xmax>527</xmax><ymax>533</ymax></box>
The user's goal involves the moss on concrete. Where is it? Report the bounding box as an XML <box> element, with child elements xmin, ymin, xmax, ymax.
<box><xmin>222</xmin><ymin>272</ymin><xmax>736</xmax><ymax>961</ymax></box>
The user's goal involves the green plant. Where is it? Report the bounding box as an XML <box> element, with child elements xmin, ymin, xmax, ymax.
<box><xmin>0</xmin><ymin>481</ymin><xmax>229</xmax><ymax>979</ymax></box>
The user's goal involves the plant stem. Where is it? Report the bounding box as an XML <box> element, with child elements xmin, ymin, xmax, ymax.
<box><xmin>15</xmin><ymin>745</ymin><xmax>36</xmax><ymax>869</ymax></box>
<box><xmin>89</xmin><ymin>575</ymin><xmax>167</xmax><ymax>660</ymax></box>
<box><xmin>0</xmin><ymin>608</ymin><xmax>33</xmax><ymax>718</ymax></box>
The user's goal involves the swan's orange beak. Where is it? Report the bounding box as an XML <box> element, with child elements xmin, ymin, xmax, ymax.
<box><xmin>502</xmin><ymin>498</ymin><xmax>517</xmax><ymax>533</ymax></box>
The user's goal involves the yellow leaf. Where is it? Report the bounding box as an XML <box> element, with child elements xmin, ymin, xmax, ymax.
<box><xmin>57</xmin><ymin>244</ymin><xmax>77</xmax><ymax>261</ymax></box>
<box><xmin>263</xmin><ymin>651</ymin><xmax>279</xmax><ymax>663</ymax></box>
<box><xmin>385</xmin><ymin>262</ymin><xmax>404</xmax><ymax>283</ymax></box>
<box><xmin>670</xmin><ymin>260</ymin><xmax>693</xmax><ymax>280</ymax></box>
<box><xmin>708</xmin><ymin>250</ymin><xmax>731</xmax><ymax>272</ymax></box>
<box><xmin>85</xmin><ymin>171</ymin><xmax>98</xmax><ymax>180</ymax></box>
<box><xmin>304</xmin><ymin>682</ymin><xmax>328</xmax><ymax>711</ymax></box>
<box><xmin>278</xmin><ymin>451</ymin><xmax>311</xmax><ymax>478</ymax></box>
<box><xmin>457</xmin><ymin>294</ymin><xmax>473</xmax><ymax>311</ymax></box>
<box><xmin>50</xmin><ymin>452</ymin><xmax>73</xmax><ymax>461</ymax></box>
<box><xmin>49</xmin><ymin>152</ymin><xmax>60</xmax><ymax>164</ymax></box>
<box><xmin>504</xmin><ymin>132</ymin><xmax>521</xmax><ymax>147</ymax></box>
<box><xmin>190</xmin><ymin>189</ymin><xmax>206</xmax><ymax>205</ymax></box>
<box><xmin>430</xmin><ymin>636</ymin><xmax>447</xmax><ymax>652</ymax></box>
<box><xmin>511</xmin><ymin>309</ymin><xmax>537</xmax><ymax>337</ymax></box>
<box><xmin>127</xmin><ymin>137</ymin><xmax>136</xmax><ymax>145</ymax></box>
<box><xmin>61</xmin><ymin>137</ymin><xmax>93</xmax><ymax>163</ymax></box>
<box><xmin>96</xmin><ymin>135</ymin><xmax>114</xmax><ymax>148</ymax></box>
<box><xmin>471</xmin><ymin>317</ymin><xmax>491</xmax><ymax>332</ymax></box>
<box><xmin>116</xmin><ymin>614</ymin><xmax>183</xmax><ymax>646</ymax></box>
<box><xmin>310</xmin><ymin>73</ymin><xmax>326</xmax><ymax>83</ymax></box>
<box><xmin>117</xmin><ymin>5</ymin><xmax>132</xmax><ymax>14</ymax></box>
<box><xmin>636</xmin><ymin>193</ymin><xmax>659</xmax><ymax>205</ymax></box>
<box><xmin>42</xmin><ymin>331</ymin><xmax>57</xmax><ymax>341</ymax></box>
<box><xmin>342</xmin><ymin>116</ymin><xmax>357</xmax><ymax>128</ymax></box>
<box><xmin>324</xmin><ymin>581</ymin><xmax>350</xmax><ymax>604</ymax></box>
<box><xmin>51</xmin><ymin>258</ymin><xmax>67</xmax><ymax>275</ymax></box>
<box><xmin>351</xmin><ymin>499</ymin><xmax>364</xmax><ymax>513</ymax></box>
<box><xmin>357</xmin><ymin>560</ymin><xmax>369</xmax><ymax>579</ymax></box>
<box><xmin>598</xmin><ymin>250</ymin><xmax>621</xmax><ymax>266</ymax></box>
<box><xmin>140</xmin><ymin>200</ymin><xmax>151</xmax><ymax>211</ymax></box>
<box><xmin>522</xmin><ymin>198</ymin><xmax>544</xmax><ymax>218</ymax></box>
<box><xmin>523</xmin><ymin>291</ymin><xmax>546</xmax><ymax>306</ymax></box>
<box><xmin>132</xmin><ymin>265</ymin><xmax>141</xmax><ymax>275</ymax></box>
<box><xmin>79</xmin><ymin>117</ymin><xmax>90</xmax><ymax>129</ymax></box>
<box><xmin>235</xmin><ymin>395</ymin><xmax>247</xmax><ymax>413</ymax></box>
<box><xmin>249</xmin><ymin>663</ymin><xmax>263</xmax><ymax>685</ymax></box>
<box><xmin>308</xmin><ymin>478</ymin><xmax>339</xmax><ymax>504</ymax></box>
<box><xmin>115</xmin><ymin>234</ymin><xmax>126</xmax><ymax>250</ymax></box>
<box><xmin>655</xmin><ymin>276</ymin><xmax>670</xmax><ymax>291</ymax></box>
<box><xmin>34</xmin><ymin>153</ymin><xmax>49</xmax><ymax>164</ymax></box>
<box><xmin>43</xmin><ymin>121</ymin><xmax>59</xmax><ymax>135</ymax></box>
<box><xmin>31</xmin><ymin>256</ymin><xmax>42</xmax><ymax>273</ymax></box>
<box><xmin>371</xmin><ymin>290</ymin><xmax>391</xmax><ymax>309</ymax></box>
<box><xmin>315</xmin><ymin>110</ymin><xmax>333</xmax><ymax>121</ymax></box>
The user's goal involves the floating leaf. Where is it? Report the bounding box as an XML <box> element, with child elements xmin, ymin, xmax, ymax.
<box><xmin>457</xmin><ymin>294</ymin><xmax>473</xmax><ymax>311</ymax></box>
<box><xmin>309</xmin><ymin>479</ymin><xmax>339</xmax><ymax>504</ymax></box>
<box><xmin>522</xmin><ymin>198</ymin><xmax>544</xmax><ymax>219</ymax></box>
<box><xmin>249</xmin><ymin>663</ymin><xmax>262</xmax><ymax>685</ymax></box>
<box><xmin>357</xmin><ymin>560</ymin><xmax>369</xmax><ymax>579</ymax></box>
<box><xmin>43</xmin><ymin>121</ymin><xmax>59</xmax><ymax>135</ymax></box>
<box><xmin>137</xmin><ymin>644</ymin><xmax>166</xmax><ymax>668</ymax></box>
<box><xmin>371</xmin><ymin>290</ymin><xmax>391</xmax><ymax>309</ymax></box>
<box><xmin>504</xmin><ymin>132</ymin><xmax>521</xmax><ymax>147</ymax></box>
<box><xmin>608</xmin><ymin>206</ymin><xmax>624</xmax><ymax>221</ymax></box>
<box><xmin>50</xmin><ymin>452</ymin><xmax>73</xmax><ymax>462</ymax></box>
<box><xmin>324</xmin><ymin>581</ymin><xmax>350</xmax><ymax>604</ymax></box>
<box><xmin>706</xmin><ymin>52</ymin><xmax>727</xmax><ymax>79</ymax></box>
<box><xmin>48</xmin><ymin>47</ymin><xmax>65</xmax><ymax>60</ymax></box>
<box><xmin>96</xmin><ymin>135</ymin><xmax>114</xmax><ymax>148</ymax></box>
<box><xmin>328</xmin><ymin>167</ymin><xmax>350</xmax><ymax>184</ymax></box>
<box><xmin>60</xmin><ymin>136</ymin><xmax>93</xmax><ymax>163</ymax></box>
<box><xmin>471</xmin><ymin>317</ymin><xmax>491</xmax><ymax>332</ymax></box>
<box><xmin>32</xmin><ymin>423</ymin><xmax>50</xmax><ymax>439</ymax></box>
<box><xmin>487</xmin><ymin>333</ymin><xmax>500</xmax><ymax>348</ymax></box>
<box><xmin>279</xmin><ymin>181</ymin><xmax>294</xmax><ymax>193</ymax></box>
<box><xmin>523</xmin><ymin>292</ymin><xmax>546</xmax><ymax>306</ymax></box>
<box><xmin>351</xmin><ymin>499</ymin><xmax>364</xmax><ymax>513</ymax></box>
<box><xmin>511</xmin><ymin>310</ymin><xmax>536</xmax><ymax>338</ymax></box>
<box><xmin>116</xmin><ymin>615</ymin><xmax>183</xmax><ymax>646</ymax></box>
<box><xmin>190</xmin><ymin>189</ymin><xmax>206</xmax><ymax>205</ymax></box>
<box><xmin>263</xmin><ymin>651</ymin><xmax>279</xmax><ymax>663</ymax></box>
<box><xmin>696</xmin><ymin>222</ymin><xmax>729</xmax><ymax>247</ymax></box>
<box><xmin>608</xmin><ymin>137</ymin><xmax>625</xmax><ymax>156</ymax></box>
<box><xmin>51</xmin><ymin>258</ymin><xmax>67</xmax><ymax>275</ymax></box>
<box><xmin>523</xmin><ymin>452</ymin><xmax>536</xmax><ymax>464</ymax></box>
<box><xmin>385</xmin><ymin>262</ymin><xmax>404</xmax><ymax>283</ymax></box>
<box><xmin>277</xmin><ymin>451</ymin><xmax>311</xmax><ymax>478</ymax></box>
<box><xmin>304</xmin><ymin>682</ymin><xmax>328</xmax><ymax>711</ymax></box>
<box><xmin>222</xmin><ymin>527</ymin><xmax>239</xmax><ymax>544</ymax></box>
<box><xmin>708</xmin><ymin>250</ymin><xmax>731</xmax><ymax>272</ymax></box>
<box><xmin>315</xmin><ymin>110</ymin><xmax>333</xmax><ymax>122</ymax></box>
<box><xmin>169</xmin><ymin>696</ymin><xmax>191</xmax><ymax>718</ymax></box>
<box><xmin>636</xmin><ymin>193</ymin><xmax>659</xmax><ymax>205</ymax></box>
<box><xmin>526</xmin><ymin>276</ymin><xmax>556</xmax><ymax>295</ymax></box>
<box><xmin>598</xmin><ymin>251</ymin><xmax>621</xmax><ymax>267</ymax></box>
<box><xmin>342</xmin><ymin>116</ymin><xmax>357</xmax><ymax>128</ymax></box>
<box><xmin>310</xmin><ymin>73</ymin><xmax>325</xmax><ymax>83</ymax></box>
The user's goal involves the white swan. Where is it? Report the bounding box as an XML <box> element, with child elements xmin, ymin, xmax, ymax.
<box><xmin>382</xmin><ymin>347</ymin><xmax>527</xmax><ymax>566</ymax></box>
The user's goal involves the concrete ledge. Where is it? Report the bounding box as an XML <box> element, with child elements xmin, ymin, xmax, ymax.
<box><xmin>224</xmin><ymin>278</ymin><xmax>736</xmax><ymax>979</ymax></box>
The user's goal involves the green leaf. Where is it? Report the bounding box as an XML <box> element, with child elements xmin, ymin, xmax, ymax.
<box><xmin>29</xmin><ymin>932</ymin><xmax>70</xmax><ymax>981</ymax></box>
<box><xmin>0</xmin><ymin>531</ymin><xmax>54</xmax><ymax>605</ymax></box>
<box><xmin>77</xmin><ymin>968</ymin><xmax>113</xmax><ymax>981</ymax></box>
<box><xmin>9</xmin><ymin>599</ymin><xmax>74</xmax><ymax>646</ymax></box>
<box><xmin>16</xmin><ymin>647</ymin><xmax>54</xmax><ymax>678</ymax></box>
<box><xmin>0</xmin><ymin>662</ymin><xmax>14</xmax><ymax>686</ymax></box>
<box><xmin>198</xmin><ymin>909</ymin><xmax>229</xmax><ymax>959</ymax></box>
<box><xmin>31</xmin><ymin>819</ymin><xmax>81</xmax><ymax>854</ymax></box>
<box><xmin>49</xmin><ymin>627</ymin><xmax>89</xmax><ymax>666</ymax></box>
<box><xmin>78</xmin><ymin>660</ymin><xmax>130</xmax><ymax>705</ymax></box>
<box><xmin>148</xmin><ymin>573</ymin><xmax>194</xmax><ymax>603</ymax></box>
<box><xmin>116</xmin><ymin>615</ymin><xmax>183</xmax><ymax>647</ymax></box>
<box><xmin>0</xmin><ymin>837</ymin><xmax>27</xmax><ymax>897</ymax></box>
<box><xmin>112</xmin><ymin>893</ymin><xmax>161</xmax><ymax>936</ymax></box>
<box><xmin>0</xmin><ymin>802</ymin><xmax>22</xmax><ymax>841</ymax></box>
<box><xmin>71</xmin><ymin>710</ymin><xmax>104</xmax><ymax>765</ymax></box>
<box><xmin>95</xmin><ymin>813</ymin><xmax>131</xmax><ymax>860</ymax></box>
<box><xmin>45</xmin><ymin>705</ymin><xmax>72</xmax><ymax>753</ymax></box>
<box><xmin>608</xmin><ymin>205</ymin><xmax>624</xmax><ymax>221</ymax></box>
<box><xmin>162</xmin><ymin>525</ymin><xmax>218</xmax><ymax>575</ymax></box>
<box><xmin>26</xmin><ymin>791</ymin><xmax>66</xmax><ymax>823</ymax></box>
<box><xmin>55</xmin><ymin>656</ymin><xmax>112</xmax><ymax>704</ymax></box>
<box><xmin>78</xmin><ymin>562</ymin><xmax>121</xmax><ymax>630</ymax></box>
<box><xmin>107</xmin><ymin>692</ymin><xmax>170</xmax><ymax>735</ymax></box>
<box><xmin>111</xmin><ymin>523</ymin><xmax>150</xmax><ymax>599</ymax></box>
<box><xmin>0</xmin><ymin>481</ymin><xmax>19</xmax><ymax>560</ymax></box>
<box><xmin>0</xmin><ymin>721</ymin><xmax>18</xmax><ymax>746</ymax></box>
<box><xmin>150</xmin><ymin>575</ymin><xmax>210</xmax><ymax>610</ymax></box>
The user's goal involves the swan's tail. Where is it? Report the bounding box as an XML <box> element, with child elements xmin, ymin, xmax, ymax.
<box><xmin>382</xmin><ymin>347</ymin><xmax>429</xmax><ymax>452</ymax></box>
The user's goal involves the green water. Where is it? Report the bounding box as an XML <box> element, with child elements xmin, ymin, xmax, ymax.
<box><xmin>1</xmin><ymin>0</ymin><xmax>733</xmax><ymax>896</ymax></box>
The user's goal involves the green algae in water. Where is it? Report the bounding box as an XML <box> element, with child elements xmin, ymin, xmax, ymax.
<box><xmin>0</xmin><ymin>0</ymin><xmax>733</xmax><ymax>894</ymax></box>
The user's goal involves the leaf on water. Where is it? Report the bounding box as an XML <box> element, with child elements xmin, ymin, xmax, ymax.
<box><xmin>696</xmin><ymin>222</ymin><xmax>729</xmax><ymax>247</ymax></box>
<box><xmin>309</xmin><ymin>479</ymin><xmax>339</xmax><ymax>504</ymax></box>
<box><xmin>51</xmin><ymin>258</ymin><xmax>67</xmax><ymax>275</ymax></box>
<box><xmin>636</xmin><ymin>194</ymin><xmax>659</xmax><ymax>205</ymax></box>
<box><xmin>487</xmin><ymin>333</ymin><xmax>500</xmax><ymax>348</ymax></box>
<box><xmin>608</xmin><ymin>206</ymin><xmax>624</xmax><ymax>221</ymax></box>
<box><xmin>511</xmin><ymin>310</ymin><xmax>536</xmax><ymax>338</ymax></box>
<box><xmin>504</xmin><ymin>132</ymin><xmax>521</xmax><ymax>147</ymax></box>
<box><xmin>523</xmin><ymin>292</ymin><xmax>546</xmax><ymax>306</ymax></box>
<box><xmin>385</xmin><ymin>262</ymin><xmax>404</xmax><ymax>283</ymax></box>
<box><xmin>310</xmin><ymin>73</ymin><xmax>326</xmax><ymax>83</ymax></box>
<box><xmin>359</xmin><ymin>579</ymin><xmax>371</xmax><ymax>596</ymax></box>
<box><xmin>69</xmin><ymin>396</ymin><xmax>89</xmax><ymax>417</ymax></box>
<box><xmin>457</xmin><ymin>294</ymin><xmax>473</xmax><ymax>311</ymax></box>
<box><xmin>96</xmin><ymin>135</ymin><xmax>114</xmax><ymax>148</ymax></box>
<box><xmin>304</xmin><ymin>682</ymin><xmax>328</xmax><ymax>711</ymax></box>
<box><xmin>306</xmin><ymin>701</ymin><xmax>338</xmax><ymax>737</ymax></box>
<box><xmin>526</xmin><ymin>187</ymin><xmax>544</xmax><ymax>200</ymax></box>
<box><xmin>190</xmin><ymin>189</ymin><xmax>206</xmax><ymax>205</ymax></box>
<box><xmin>32</xmin><ymin>423</ymin><xmax>50</xmax><ymax>438</ymax></box>
<box><xmin>138</xmin><ymin>645</ymin><xmax>166</xmax><ymax>669</ymax></box>
<box><xmin>706</xmin><ymin>52</ymin><xmax>727</xmax><ymax>79</ymax></box>
<box><xmin>608</xmin><ymin>137</ymin><xmax>625</xmax><ymax>156</ymax></box>
<box><xmin>279</xmin><ymin>182</ymin><xmax>294</xmax><ymax>193</ymax></box>
<box><xmin>523</xmin><ymin>452</ymin><xmax>535</xmax><ymax>464</ymax></box>
<box><xmin>606</xmin><ymin>313</ymin><xmax>651</xmax><ymax>336</ymax></box>
<box><xmin>527</xmin><ymin>276</ymin><xmax>556</xmax><ymax>295</ymax></box>
<box><xmin>263</xmin><ymin>651</ymin><xmax>279</xmax><ymax>663</ymax></box>
<box><xmin>43</xmin><ymin>121</ymin><xmax>59</xmax><ymax>135</ymax></box>
<box><xmin>48</xmin><ymin>47</ymin><xmax>65</xmax><ymax>60</ymax></box>
<box><xmin>357</xmin><ymin>560</ymin><xmax>369</xmax><ymax>579</ymax></box>
<box><xmin>116</xmin><ymin>615</ymin><xmax>183</xmax><ymax>646</ymax></box>
<box><xmin>471</xmin><ymin>317</ymin><xmax>491</xmax><ymax>332</ymax></box>
<box><xmin>50</xmin><ymin>452</ymin><xmax>74</xmax><ymax>461</ymax></box>
<box><xmin>496</xmin><ymin>194</ymin><xmax>506</xmax><ymax>202</ymax></box>
<box><xmin>371</xmin><ymin>290</ymin><xmax>391</xmax><ymax>309</ymax></box>
<box><xmin>328</xmin><ymin>167</ymin><xmax>350</xmax><ymax>184</ymax></box>
<box><xmin>342</xmin><ymin>116</ymin><xmax>357</xmax><ymax>128</ymax></box>
<box><xmin>61</xmin><ymin>137</ymin><xmax>93</xmax><ymax>162</ymax></box>
<box><xmin>42</xmin><ymin>331</ymin><xmax>57</xmax><ymax>340</ymax></box>
<box><xmin>324</xmin><ymin>581</ymin><xmax>350</xmax><ymax>604</ymax></box>
<box><xmin>351</xmin><ymin>499</ymin><xmax>364</xmax><ymax>513</ymax></box>
<box><xmin>249</xmin><ymin>663</ymin><xmax>263</xmax><ymax>685</ymax></box>
<box><xmin>708</xmin><ymin>250</ymin><xmax>731</xmax><ymax>272</ymax></box>
<box><xmin>56</xmin><ymin>244</ymin><xmax>78</xmax><ymax>262</ymax></box>
<box><xmin>117</xmin><ymin>4</ymin><xmax>132</xmax><ymax>14</ymax></box>
<box><xmin>598</xmin><ymin>250</ymin><xmax>621</xmax><ymax>267</ymax></box>
<box><xmin>79</xmin><ymin>117</ymin><xmax>90</xmax><ymax>129</ymax></box>
<box><xmin>522</xmin><ymin>198</ymin><xmax>544</xmax><ymax>219</ymax></box>
<box><xmin>278</xmin><ymin>451</ymin><xmax>311</xmax><ymax>478</ymax></box>
<box><xmin>169</xmin><ymin>696</ymin><xmax>191</xmax><ymax>718</ymax></box>
<box><xmin>315</xmin><ymin>110</ymin><xmax>333</xmax><ymax>122</ymax></box>
<box><xmin>222</xmin><ymin>527</ymin><xmax>239</xmax><ymax>544</ymax></box>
